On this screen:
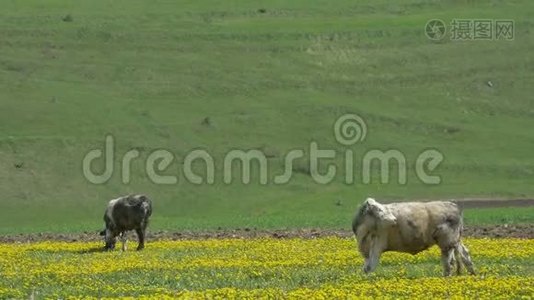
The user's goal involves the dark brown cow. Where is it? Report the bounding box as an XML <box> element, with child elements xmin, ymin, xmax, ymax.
<box><xmin>99</xmin><ymin>194</ymin><xmax>152</xmax><ymax>251</ymax></box>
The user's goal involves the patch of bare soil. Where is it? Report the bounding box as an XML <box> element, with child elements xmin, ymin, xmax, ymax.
<box><xmin>0</xmin><ymin>225</ymin><xmax>532</xmax><ymax>243</ymax></box>
<box><xmin>462</xmin><ymin>224</ymin><xmax>533</xmax><ymax>239</ymax></box>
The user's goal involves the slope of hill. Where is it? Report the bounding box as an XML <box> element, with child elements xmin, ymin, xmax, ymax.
<box><xmin>1</xmin><ymin>0</ymin><xmax>533</xmax><ymax>233</ymax></box>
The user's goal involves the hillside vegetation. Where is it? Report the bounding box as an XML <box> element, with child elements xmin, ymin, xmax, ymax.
<box><xmin>1</xmin><ymin>0</ymin><xmax>533</xmax><ymax>233</ymax></box>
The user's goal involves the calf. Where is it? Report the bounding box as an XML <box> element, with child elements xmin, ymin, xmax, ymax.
<box><xmin>352</xmin><ymin>198</ymin><xmax>475</xmax><ymax>276</ymax></box>
<box><xmin>99</xmin><ymin>194</ymin><xmax>152</xmax><ymax>251</ymax></box>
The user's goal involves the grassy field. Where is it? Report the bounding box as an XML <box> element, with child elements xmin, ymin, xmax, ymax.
<box><xmin>1</xmin><ymin>238</ymin><xmax>533</xmax><ymax>298</ymax></box>
<box><xmin>1</xmin><ymin>0</ymin><xmax>534</xmax><ymax>233</ymax></box>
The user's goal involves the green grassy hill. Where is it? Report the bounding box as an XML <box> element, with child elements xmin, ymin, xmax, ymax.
<box><xmin>1</xmin><ymin>0</ymin><xmax>533</xmax><ymax>233</ymax></box>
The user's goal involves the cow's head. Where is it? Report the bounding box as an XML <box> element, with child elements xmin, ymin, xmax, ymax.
<box><xmin>100</xmin><ymin>227</ymin><xmax>117</xmax><ymax>250</ymax></box>
<box><xmin>354</xmin><ymin>198</ymin><xmax>397</xmax><ymax>234</ymax></box>
<box><xmin>365</xmin><ymin>198</ymin><xmax>397</xmax><ymax>225</ymax></box>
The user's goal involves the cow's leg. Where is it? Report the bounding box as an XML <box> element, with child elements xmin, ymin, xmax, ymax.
<box><xmin>135</xmin><ymin>227</ymin><xmax>145</xmax><ymax>251</ymax></box>
<box><xmin>120</xmin><ymin>232</ymin><xmax>127</xmax><ymax>252</ymax></box>
<box><xmin>434</xmin><ymin>222</ymin><xmax>463</xmax><ymax>277</ymax></box>
<box><xmin>453</xmin><ymin>246</ymin><xmax>463</xmax><ymax>275</ymax></box>
<box><xmin>441</xmin><ymin>247</ymin><xmax>455</xmax><ymax>276</ymax></box>
<box><xmin>458</xmin><ymin>242</ymin><xmax>475</xmax><ymax>275</ymax></box>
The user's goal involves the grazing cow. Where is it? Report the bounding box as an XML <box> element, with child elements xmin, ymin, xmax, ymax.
<box><xmin>99</xmin><ymin>194</ymin><xmax>152</xmax><ymax>251</ymax></box>
<box><xmin>352</xmin><ymin>198</ymin><xmax>475</xmax><ymax>276</ymax></box>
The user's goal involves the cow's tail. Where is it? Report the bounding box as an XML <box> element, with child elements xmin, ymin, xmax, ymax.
<box><xmin>450</xmin><ymin>200</ymin><xmax>464</xmax><ymax>238</ymax></box>
<box><xmin>455</xmin><ymin>207</ymin><xmax>466</xmax><ymax>275</ymax></box>
<box><xmin>457</xmin><ymin>204</ymin><xmax>465</xmax><ymax>238</ymax></box>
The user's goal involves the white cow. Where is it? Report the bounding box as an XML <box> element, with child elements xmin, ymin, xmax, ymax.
<box><xmin>352</xmin><ymin>198</ymin><xmax>475</xmax><ymax>276</ymax></box>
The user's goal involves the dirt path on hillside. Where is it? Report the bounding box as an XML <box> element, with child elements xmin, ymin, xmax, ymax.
<box><xmin>379</xmin><ymin>198</ymin><xmax>534</xmax><ymax>208</ymax></box>
<box><xmin>443</xmin><ymin>198</ymin><xmax>533</xmax><ymax>209</ymax></box>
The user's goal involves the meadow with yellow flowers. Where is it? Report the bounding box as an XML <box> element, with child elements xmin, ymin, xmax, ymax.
<box><xmin>1</xmin><ymin>237</ymin><xmax>532</xmax><ymax>299</ymax></box>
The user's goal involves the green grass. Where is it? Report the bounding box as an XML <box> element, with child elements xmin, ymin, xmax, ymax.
<box><xmin>1</xmin><ymin>0</ymin><xmax>533</xmax><ymax>233</ymax></box>
<box><xmin>464</xmin><ymin>207</ymin><xmax>534</xmax><ymax>226</ymax></box>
